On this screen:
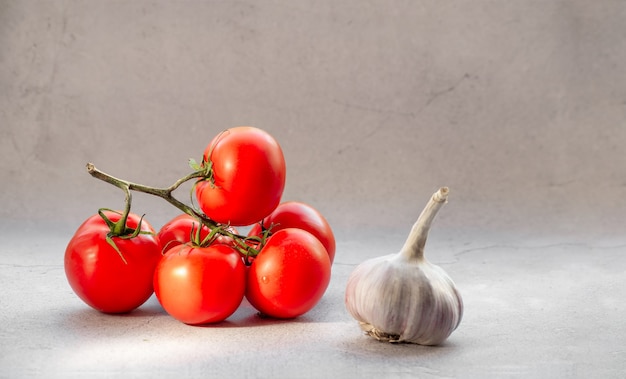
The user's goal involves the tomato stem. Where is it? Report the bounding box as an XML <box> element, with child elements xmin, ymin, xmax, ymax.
<box><xmin>85</xmin><ymin>163</ymin><xmax>265</xmax><ymax>256</ymax></box>
<box><xmin>87</xmin><ymin>163</ymin><xmax>207</xmax><ymax>221</ymax></box>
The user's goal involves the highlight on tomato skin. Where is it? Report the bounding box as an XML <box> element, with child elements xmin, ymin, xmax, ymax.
<box><xmin>153</xmin><ymin>244</ymin><xmax>247</xmax><ymax>325</ymax></box>
<box><xmin>245</xmin><ymin>228</ymin><xmax>332</xmax><ymax>319</ymax></box>
<box><xmin>194</xmin><ymin>126</ymin><xmax>287</xmax><ymax>226</ymax></box>
<box><xmin>248</xmin><ymin>201</ymin><xmax>336</xmax><ymax>264</ymax></box>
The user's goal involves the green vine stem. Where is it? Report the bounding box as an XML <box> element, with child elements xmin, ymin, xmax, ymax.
<box><xmin>86</xmin><ymin>163</ymin><xmax>264</xmax><ymax>257</ymax></box>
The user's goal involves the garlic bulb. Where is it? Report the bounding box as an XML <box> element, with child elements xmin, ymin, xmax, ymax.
<box><xmin>345</xmin><ymin>187</ymin><xmax>462</xmax><ymax>345</ymax></box>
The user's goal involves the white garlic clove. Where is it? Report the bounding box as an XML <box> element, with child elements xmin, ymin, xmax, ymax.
<box><xmin>345</xmin><ymin>187</ymin><xmax>463</xmax><ymax>345</ymax></box>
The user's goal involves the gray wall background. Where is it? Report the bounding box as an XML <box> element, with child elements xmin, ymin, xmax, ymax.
<box><xmin>2</xmin><ymin>1</ymin><xmax>625</xmax><ymax>244</ymax></box>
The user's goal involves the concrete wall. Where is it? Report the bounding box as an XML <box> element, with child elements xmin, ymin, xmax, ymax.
<box><xmin>2</xmin><ymin>0</ymin><xmax>625</xmax><ymax>241</ymax></box>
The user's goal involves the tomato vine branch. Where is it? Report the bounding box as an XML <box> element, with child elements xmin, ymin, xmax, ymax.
<box><xmin>87</xmin><ymin>162</ymin><xmax>215</xmax><ymax>224</ymax></box>
<box><xmin>85</xmin><ymin>163</ymin><xmax>265</xmax><ymax>257</ymax></box>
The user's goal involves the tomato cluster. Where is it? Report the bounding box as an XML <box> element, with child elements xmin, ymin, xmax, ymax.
<box><xmin>64</xmin><ymin>126</ymin><xmax>335</xmax><ymax>325</ymax></box>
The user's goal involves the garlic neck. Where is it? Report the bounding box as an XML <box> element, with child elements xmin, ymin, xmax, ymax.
<box><xmin>399</xmin><ymin>187</ymin><xmax>449</xmax><ymax>261</ymax></box>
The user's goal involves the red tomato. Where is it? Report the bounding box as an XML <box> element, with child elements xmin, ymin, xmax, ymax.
<box><xmin>248</xmin><ymin>201</ymin><xmax>336</xmax><ymax>264</ymax></box>
<box><xmin>64</xmin><ymin>211</ymin><xmax>162</xmax><ymax>313</ymax></box>
<box><xmin>246</xmin><ymin>228</ymin><xmax>331</xmax><ymax>319</ymax></box>
<box><xmin>154</xmin><ymin>244</ymin><xmax>246</xmax><ymax>325</ymax></box>
<box><xmin>195</xmin><ymin>126</ymin><xmax>286</xmax><ymax>226</ymax></box>
<box><xmin>157</xmin><ymin>214</ymin><xmax>238</xmax><ymax>252</ymax></box>
<box><xmin>158</xmin><ymin>214</ymin><xmax>210</xmax><ymax>252</ymax></box>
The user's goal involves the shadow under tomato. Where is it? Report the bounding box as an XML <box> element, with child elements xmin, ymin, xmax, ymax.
<box><xmin>58</xmin><ymin>296</ymin><xmax>168</xmax><ymax>333</ymax></box>
<box><xmin>96</xmin><ymin>296</ymin><xmax>167</xmax><ymax>318</ymax></box>
<box><xmin>186</xmin><ymin>298</ymin><xmax>319</xmax><ymax>329</ymax></box>
<box><xmin>61</xmin><ymin>295</ymin><xmax>326</xmax><ymax>331</ymax></box>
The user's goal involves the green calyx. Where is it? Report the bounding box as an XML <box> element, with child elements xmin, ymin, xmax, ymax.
<box><xmin>98</xmin><ymin>208</ymin><xmax>154</xmax><ymax>265</ymax></box>
<box><xmin>237</xmin><ymin>223</ymin><xmax>275</xmax><ymax>266</ymax></box>
<box><xmin>188</xmin><ymin>158</ymin><xmax>215</xmax><ymax>185</ymax></box>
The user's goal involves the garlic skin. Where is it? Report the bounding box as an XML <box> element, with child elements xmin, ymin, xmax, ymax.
<box><xmin>345</xmin><ymin>187</ymin><xmax>463</xmax><ymax>345</ymax></box>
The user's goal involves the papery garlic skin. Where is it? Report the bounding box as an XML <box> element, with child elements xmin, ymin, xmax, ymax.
<box><xmin>344</xmin><ymin>187</ymin><xmax>463</xmax><ymax>345</ymax></box>
<box><xmin>345</xmin><ymin>253</ymin><xmax>463</xmax><ymax>345</ymax></box>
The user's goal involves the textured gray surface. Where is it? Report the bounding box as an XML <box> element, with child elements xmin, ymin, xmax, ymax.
<box><xmin>2</xmin><ymin>1</ymin><xmax>626</xmax><ymax>378</ymax></box>
<box><xmin>3</xmin><ymin>229</ymin><xmax>626</xmax><ymax>378</ymax></box>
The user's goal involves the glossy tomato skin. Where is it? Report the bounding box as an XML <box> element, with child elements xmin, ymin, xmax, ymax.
<box><xmin>246</xmin><ymin>228</ymin><xmax>331</xmax><ymax>319</ymax></box>
<box><xmin>154</xmin><ymin>244</ymin><xmax>246</xmax><ymax>325</ymax></box>
<box><xmin>157</xmin><ymin>214</ymin><xmax>238</xmax><ymax>253</ymax></box>
<box><xmin>248</xmin><ymin>201</ymin><xmax>336</xmax><ymax>264</ymax></box>
<box><xmin>64</xmin><ymin>211</ymin><xmax>162</xmax><ymax>314</ymax></box>
<box><xmin>195</xmin><ymin>126</ymin><xmax>286</xmax><ymax>226</ymax></box>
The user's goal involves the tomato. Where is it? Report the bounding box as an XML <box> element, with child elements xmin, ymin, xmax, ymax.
<box><xmin>64</xmin><ymin>211</ymin><xmax>162</xmax><ymax>313</ymax></box>
<box><xmin>248</xmin><ymin>201</ymin><xmax>336</xmax><ymax>264</ymax></box>
<box><xmin>246</xmin><ymin>228</ymin><xmax>331</xmax><ymax>319</ymax></box>
<box><xmin>158</xmin><ymin>214</ymin><xmax>210</xmax><ymax>252</ymax></box>
<box><xmin>154</xmin><ymin>244</ymin><xmax>246</xmax><ymax>324</ymax></box>
<box><xmin>195</xmin><ymin>126</ymin><xmax>286</xmax><ymax>226</ymax></box>
<box><xmin>157</xmin><ymin>214</ymin><xmax>238</xmax><ymax>253</ymax></box>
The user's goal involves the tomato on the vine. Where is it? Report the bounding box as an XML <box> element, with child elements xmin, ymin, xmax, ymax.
<box><xmin>195</xmin><ymin>126</ymin><xmax>286</xmax><ymax>226</ymax></box>
<box><xmin>64</xmin><ymin>211</ymin><xmax>162</xmax><ymax>314</ymax></box>
<box><xmin>248</xmin><ymin>201</ymin><xmax>336</xmax><ymax>264</ymax></box>
<box><xmin>157</xmin><ymin>214</ymin><xmax>238</xmax><ymax>253</ymax></box>
<box><xmin>246</xmin><ymin>228</ymin><xmax>331</xmax><ymax>319</ymax></box>
<box><xmin>154</xmin><ymin>244</ymin><xmax>246</xmax><ymax>325</ymax></box>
